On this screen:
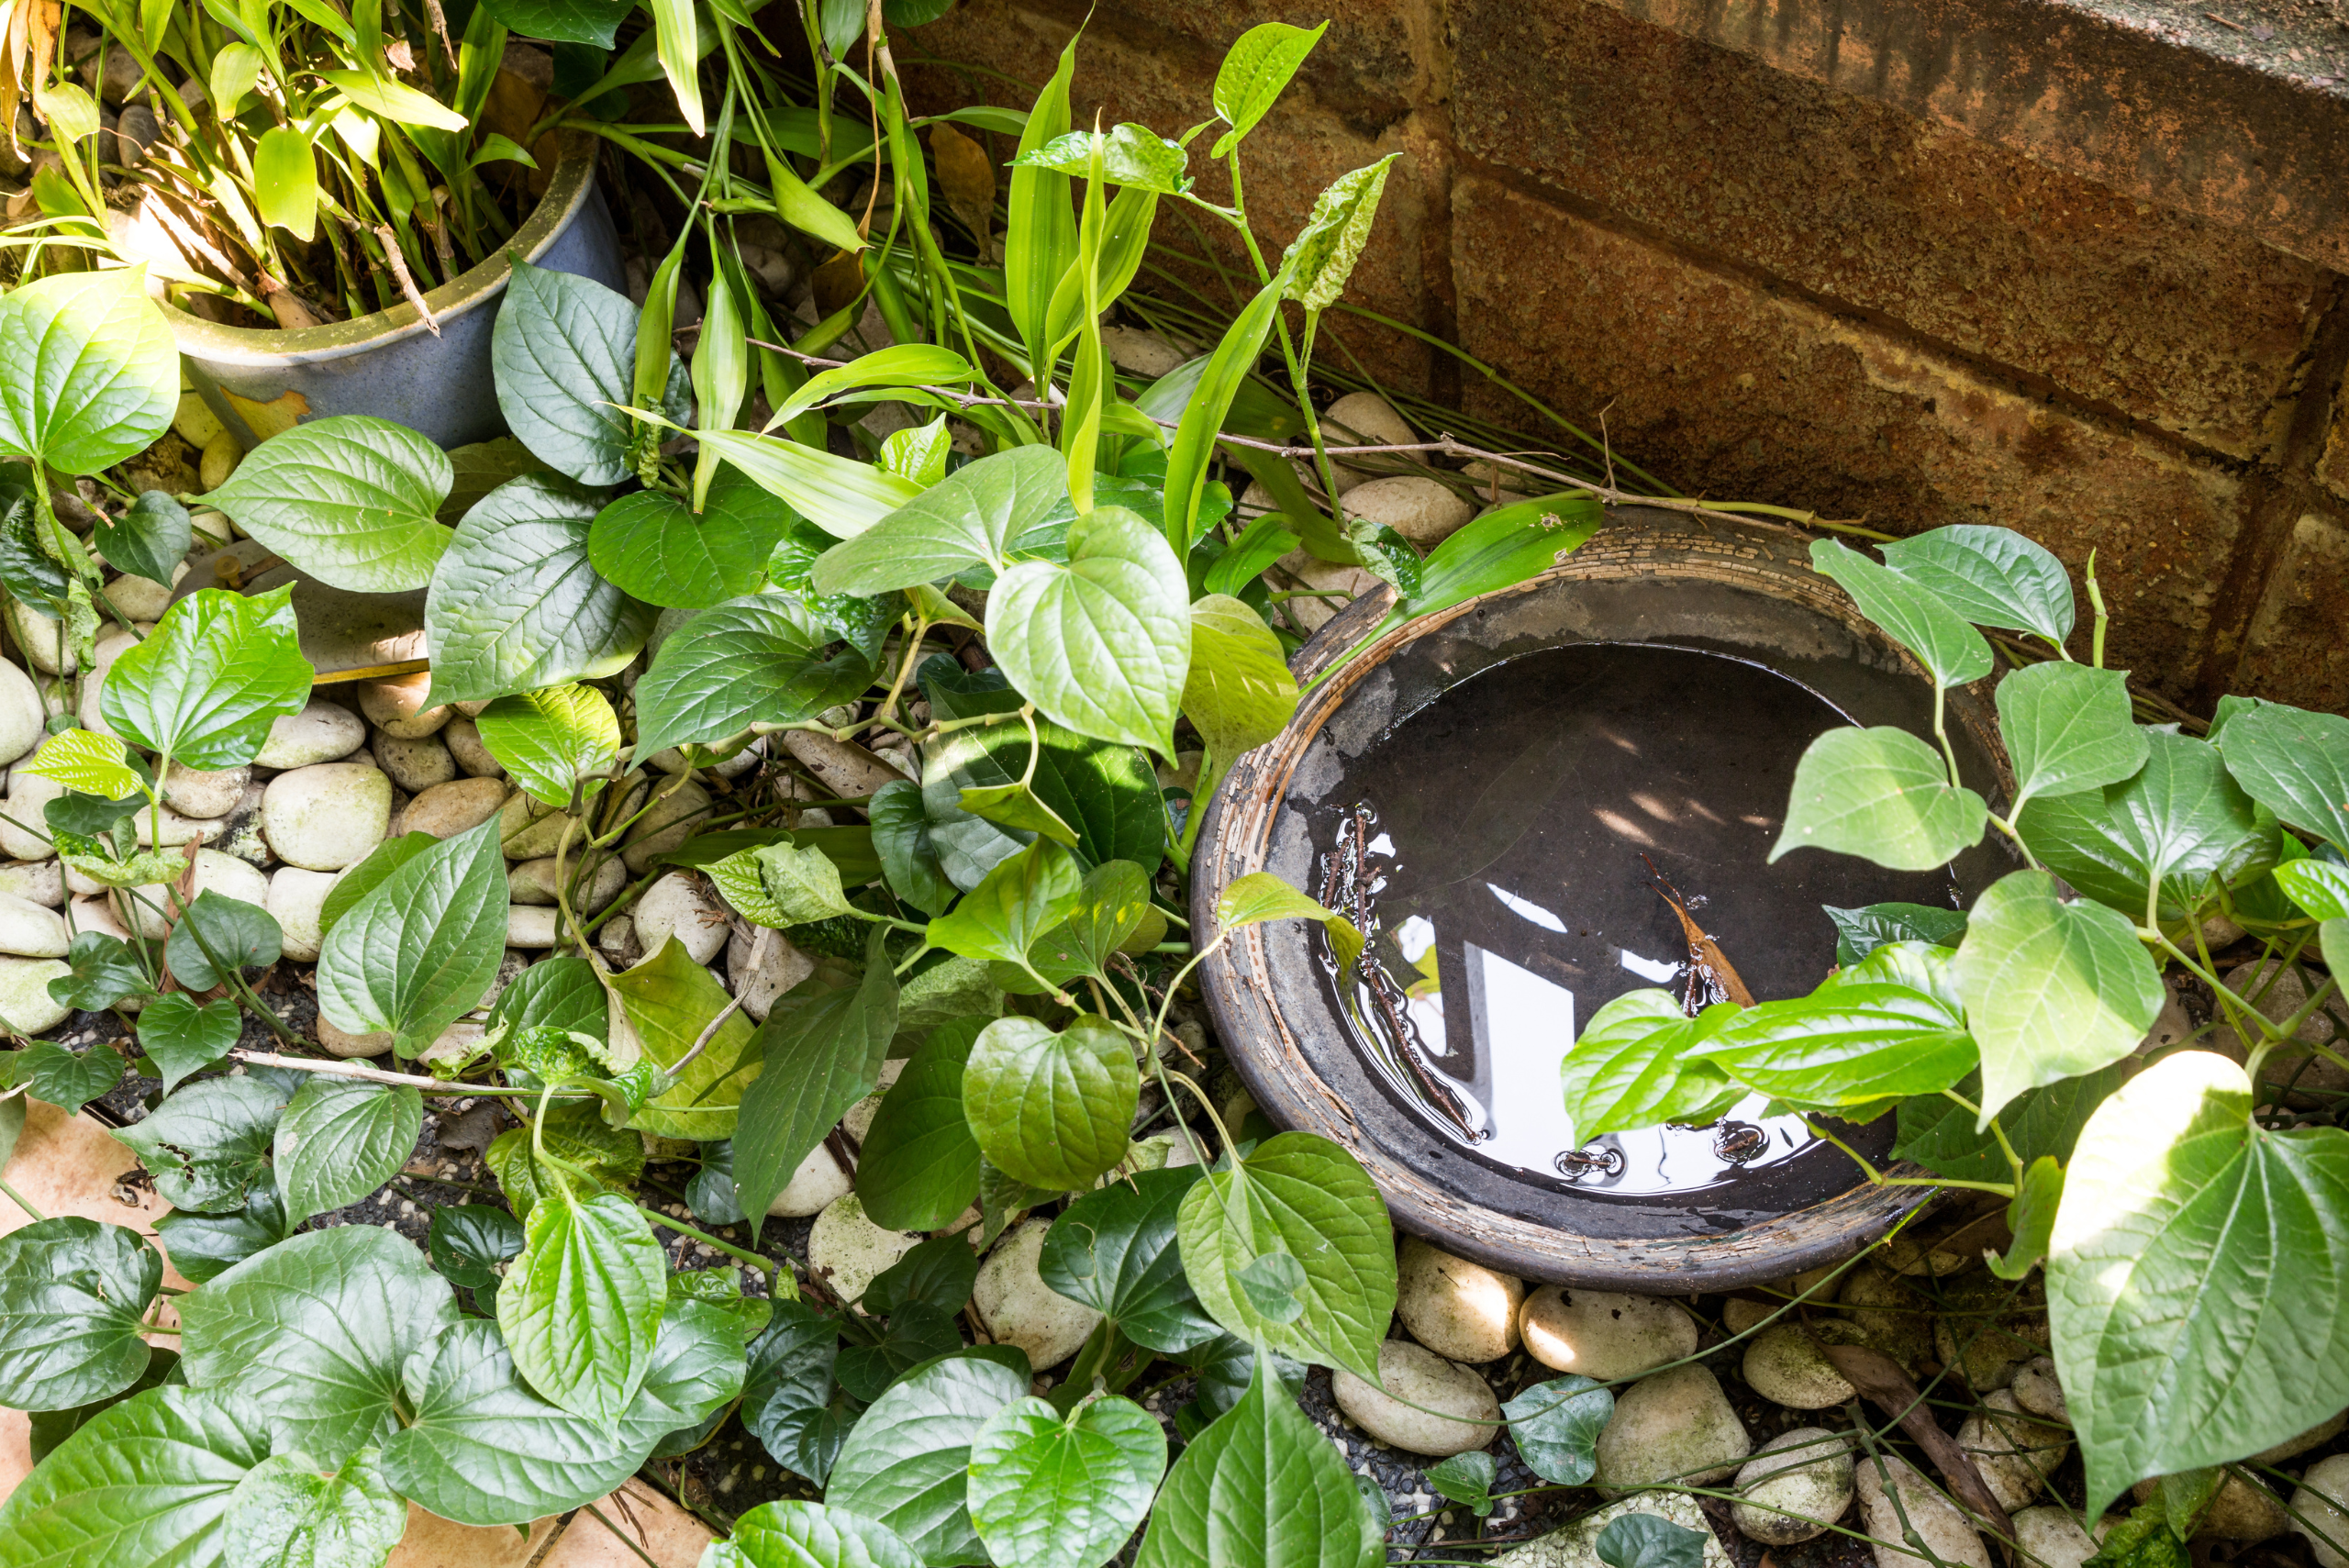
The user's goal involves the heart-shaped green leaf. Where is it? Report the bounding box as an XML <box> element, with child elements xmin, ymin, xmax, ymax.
<box><xmin>741</xmin><ymin>1304</ymin><xmax>855</xmax><ymax>1486</ymax></box>
<box><xmin>1771</xmin><ymin>726</ymin><xmax>1989</xmax><ymax>871</ymax></box>
<box><xmin>987</xmin><ymin>506</ymin><xmax>1189</xmax><ymax>755</ymax></box>
<box><xmin>812</xmin><ymin>445</ymin><xmax>1068</xmax><ymax>595</ymax></box>
<box><xmin>589</xmin><ymin>466</ymin><xmax>806</xmax><ymax>608</ymax></box>
<box><xmin>630</xmin><ymin>595</ymin><xmax>875</xmax><ymax>760</ymax></box>
<box><xmin>1695</xmin><ymin>984</ymin><xmax>1976</xmax><ymax>1109</ymax></box>
<box><xmin>0</xmin><ymin>269</ymin><xmax>177</xmax><ymax>475</ymax></box>
<box><xmin>113</xmin><ymin>1075</ymin><xmax>282</xmax><ymax>1212</ymax></box>
<box><xmin>2049</xmin><ymin>1050</ymin><xmax>2349</xmax><ymax>1516</ymax></box>
<box><xmin>1809</xmin><ymin>538</ymin><xmax>1992</xmax><ymax>690</ymax></box>
<box><xmin>968</xmin><ymin>1395</ymin><xmax>1167</xmax><ymax>1568</ymax></box>
<box><xmin>181</xmin><ymin>1225</ymin><xmax>461</xmax><ymax>1467</ymax></box>
<box><xmin>2019</xmin><ymin>731</ymin><xmax>2268</xmax><ymax>919</ymax></box>
<box><xmin>0</xmin><ymin>1385</ymin><xmax>267</xmax><ymax>1566</ymax></box>
<box><xmin>206</xmin><ymin>416</ymin><xmax>454</xmax><ymax>592</ymax></box>
<box><xmin>1995</xmin><ymin>661</ymin><xmax>2147</xmax><ymax>814</ymax></box>
<box><xmin>273</xmin><ymin>1077</ymin><xmax>423</xmax><ymax>1225</ymax></box>
<box><xmin>857</xmin><ymin>1018</ymin><xmax>986</xmax><ymax>1232</ymax></box>
<box><xmin>2215</xmin><ymin>704</ymin><xmax>2349</xmax><ymax>856</ymax></box>
<box><xmin>475</xmin><ymin>683</ymin><xmax>620</xmax><ymax>808</ymax></box>
<box><xmin>1175</xmin><ymin>1131</ymin><xmax>1396</xmax><ymax>1384</ymax></box>
<box><xmin>927</xmin><ymin>839</ymin><xmax>1085</xmax><ymax>971</ymax></box>
<box><xmin>1040</xmin><ymin>1166</ymin><xmax>1218</xmax><ymax>1353</ymax></box>
<box><xmin>0</xmin><ymin>1218</ymin><xmax>162</xmax><ymax>1411</ymax></box>
<box><xmin>1559</xmin><ymin>989</ymin><xmax>1744</xmax><ymax>1146</ymax></box>
<box><xmin>497</xmin><ymin>1185</ymin><xmax>669</xmax><ymax>1425</ymax></box>
<box><xmin>963</xmin><ymin>1015</ymin><xmax>1139</xmax><ymax>1191</ymax></box>
<box><xmin>95</xmin><ymin>490</ymin><xmax>194</xmax><ymax>586</ymax></box>
<box><xmin>101</xmin><ymin>585</ymin><xmax>313</xmax><ymax>771</ymax></box>
<box><xmin>1597</xmin><ymin>1512</ymin><xmax>1712</xmax><ymax>1568</ymax></box>
<box><xmin>1504</xmin><ymin>1375</ymin><xmax>1613</xmax><ymax>1485</ymax></box>
<box><xmin>492</xmin><ymin>260</ymin><xmax>643</xmax><ymax>486</ymax></box>
<box><xmin>164</xmin><ymin>889</ymin><xmax>282</xmax><ymax>991</ymax></box>
<box><xmin>221</xmin><ymin>1446</ymin><xmax>408</xmax><ymax>1566</ymax></box>
<box><xmin>707</xmin><ymin>1499</ymin><xmax>926</xmax><ymax>1568</ymax></box>
<box><xmin>1183</xmin><ymin>593</ymin><xmax>1299</xmax><ymax>765</ymax></box>
<box><xmin>1954</xmin><ymin>869</ymin><xmax>2164</xmax><ymax>1124</ymax></box>
<box><xmin>315</xmin><ymin>817</ymin><xmax>510</xmax><ymax>1058</ymax></box>
<box><xmin>424</xmin><ymin>473</ymin><xmax>652</xmax><ymax>707</ymax></box>
<box><xmin>1877</xmin><ymin>525</ymin><xmax>2076</xmax><ymax>645</ymax></box>
<box><xmin>134</xmin><ymin>994</ymin><xmax>239</xmax><ymax>1093</ymax></box>
<box><xmin>827</xmin><ymin>1351</ymin><xmax>1030</xmax><ymax>1564</ymax></box>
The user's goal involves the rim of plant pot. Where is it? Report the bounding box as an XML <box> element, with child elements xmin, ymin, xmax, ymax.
<box><xmin>157</xmin><ymin>131</ymin><xmax>602</xmax><ymax>372</ymax></box>
<box><xmin>1188</xmin><ymin>505</ymin><xmax>2016</xmax><ymax>1292</ymax></box>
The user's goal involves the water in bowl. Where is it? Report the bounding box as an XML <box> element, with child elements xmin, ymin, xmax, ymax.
<box><xmin>1314</xmin><ymin>640</ymin><xmax>1959</xmax><ymax>1201</ymax></box>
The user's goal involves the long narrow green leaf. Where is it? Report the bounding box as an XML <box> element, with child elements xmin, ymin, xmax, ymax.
<box><xmin>651</xmin><ymin>0</ymin><xmax>703</xmax><ymax>132</ymax></box>
<box><xmin>1162</xmin><ymin>273</ymin><xmax>1288</xmax><ymax>551</ymax></box>
<box><xmin>1004</xmin><ymin>35</ymin><xmax>1079</xmax><ymax>382</ymax></box>
<box><xmin>694</xmin><ymin>428</ymin><xmax>922</xmax><ymax>539</ymax></box>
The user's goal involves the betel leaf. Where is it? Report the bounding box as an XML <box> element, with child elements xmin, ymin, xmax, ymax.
<box><xmin>0</xmin><ymin>268</ymin><xmax>177</xmax><ymax>474</ymax></box>
<box><xmin>1183</xmin><ymin>593</ymin><xmax>1299</xmax><ymax>763</ymax></box>
<box><xmin>590</xmin><ymin>465</ymin><xmax>805</xmax><ymax>609</ymax></box>
<box><xmin>742</xmin><ymin>1302</ymin><xmax>855</xmax><ymax>1485</ymax></box>
<box><xmin>273</xmin><ymin>1077</ymin><xmax>423</xmax><ymax>1224</ymax></box>
<box><xmin>2048</xmin><ymin>1050</ymin><xmax>2349</xmax><ymax>1517</ymax></box>
<box><xmin>96</xmin><ymin>489</ymin><xmax>194</xmax><ymax>586</ymax></box>
<box><xmin>315</xmin><ymin>817</ymin><xmax>509</xmax><ymax>1057</ymax></box>
<box><xmin>1039</xmin><ymin>1165</ymin><xmax>1218</xmax><ymax>1353</ymax></box>
<box><xmin>2095</xmin><ymin>730</ymin><xmax>2269</xmax><ymax>905</ymax></box>
<box><xmin>757</xmin><ymin>840</ymin><xmax>857</xmax><ymax>922</ymax></box>
<box><xmin>428</xmin><ymin>1204</ymin><xmax>524</xmax><ymax>1292</ymax></box>
<box><xmin>156</xmin><ymin>1185</ymin><xmax>291</xmax><ymax>1285</ymax></box>
<box><xmin>1988</xmin><ymin>1153</ymin><xmax>2063</xmax><ymax>1280</ymax></box>
<box><xmin>630</xmin><ymin>594</ymin><xmax>874</xmax><ymax>760</ymax></box>
<box><xmin>1809</xmin><ymin>538</ymin><xmax>1993</xmax><ymax>690</ymax></box>
<box><xmin>22</xmin><ymin>1343</ymin><xmax>180</xmax><ymax>1467</ymax></box>
<box><xmin>491</xmin><ymin>259</ymin><xmax>645</xmax><ymax>487</ymax></box>
<box><xmin>1012</xmin><ymin>123</ymin><xmax>1191</xmax><ymax>194</ymax></box>
<box><xmin>382</xmin><ymin>1305</ymin><xmax>742</xmax><ymax>1527</ymax></box>
<box><xmin>1429</xmin><ymin>1451</ymin><xmax>1498</xmax><ymax>1517</ymax></box>
<box><xmin>1826</xmin><ymin>902</ymin><xmax>1969</xmax><ymax>966</ymax></box>
<box><xmin>2215</xmin><ymin>704</ymin><xmax>2349</xmax><ymax>856</ymax></box>
<box><xmin>1694</xmin><ymin>984</ymin><xmax>1977</xmax><ymax>1109</ymax></box>
<box><xmin>872</xmin><ymin>777</ymin><xmax>957</xmax><ymax>917</ymax></box>
<box><xmin>423</xmin><ymin>473</ymin><xmax>653</xmax><ymax>707</ymax></box>
<box><xmin>135</xmin><ymin>994</ymin><xmax>240</xmax><ymax>1093</ymax></box>
<box><xmin>612</xmin><ymin>937</ymin><xmax>761</xmax><ymax>1140</ymax></box>
<box><xmin>1895</xmin><ymin>1061</ymin><xmax>2132</xmax><ymax>1184</ymax></box>
<box><xmin>927</xmin><ymin>838</ymin><xmax>1085</xmax><ymax>973</ymax></box>
<box><xmin>836</xmin><ymin>1305</ymin><xmax>964</xmax><ymax>1403</ymax></box>
<box><xmin>1955</xmin><ymin>870</ymin><xmax>2164</xmax><ymax>1126</ymax></box>
<box><xmin>0</xmin><ymin>1217</ymin><xmax>161</xmax><ymax>1410</ymax></box>
<box><xmin>1175</xmin><ymin>1131</ymin><xmax>1396</xmax><ymax>1384</ymax></box>
<box><xmin>1596</xmin><ymin>1512</ymin><xmax>1711</xmax><ymax>1568</ymax></box>
<box><xmin>1877</xmin><ymin>524</ymin><xmax>2076</xmax><ymax>646</ymax></box>
<box><xmin>50</xmin><ymin>929</ymin><xmax>150</xmax><ymax>1012</ymax></box>
<box><xmin>957</xmin><ymin>781</ymin><xmax>1079</xmax><ymax>848</ymax></box>
<box><xmin>731</xmin><ymin>929</ymin><xmax>896</xmax><ymax>1233</ymax></box>
<box><xmin>206</xmin><ymin>417</ymin><xmax>455</xmax><ymax>592</ymax></box>
<box><xmin>164</xmin><ymin>888</ymin><xmax>283</xmax><ymax>990</ymax></box>
<box><xmin>317</xmin><ymin>833</ymin><xmax>438</xmax><ymax>940</ymax></box>
<box><xmin>220</xmin><ymin>1446</ymin><xmax>408</xmax><ymax>1567</ymax></box>
<box><xmin>967</xmin><ymin>1395</ymin><xmax>1166</xmax><ymax>1568</ymax></box>
<box><xmin>963</xmin><ymin>1015</ymin><xmax>1138</xmax><ymax>1191</ymax></box>
<box><xmin>827</xmin><ymin>1351</ymin><xmax>1031</xmax><ymax>1566</ymax></box>
<box><xmin>0</xmin><ymin>1385</ymin><xmax>268</xmax><ymax>1567</ymax></box>
<box><xmin>181</xmin><ymin>1225</ymin><xmax>461</xmax><ymax>1468</ymax></box>
<box><xmin>812</xmin><ymin>441</ymin><xmax>1067</xmax><ymax>595</ymax></box>
<box><xmin>100</xmin><ymin>586</ymin><xmax>312</xmax><ymax>770</ymax></box>
<box><xmin>489</xmin><ymin>952</ymin><xmax>608</xmax><ymax>1043</ymax></box>
<box><xmin>987</xmin><ymin>505</ymin><xmax>1190</xmax><ymax>755</ymax></box>
<box><xmin>19</xmin><ymin>727</ymin><xmax>143</xmax><ymax>800</ymax></box>
<box><xmin>1558</xmin><ymin>991</ymin><xmax>1745</xmax><ymax>1145</ymax></box>
<box><xmin>857</xmin><ymin>1018</ymin><xmax>985</xmax><ymax>1232</ymax></box>
<box><xmin>475</xmin><ymin>683</ymin><xmax>620</xmax><ymax>807</ymax></box>
<box><xmin>1996</xmin><ymin>661</ymin><xmax>2148</xmax><ymax>814</ymax></box>
<box><xmin>497</xmin><ymin>1185</ymin><xmax>669</xmax><ymax>1425</ymax></box>
<box><xmin>1280</xmin><ymin>154</ymin><xmax>1400</xmax><ymax>315</ymax></box>
<box><xmin>1771</xmin><ymin>727</ymin><xmax>1989</xmax><ymax>871</ymax></box>
<box><xmin>1133</xmin><ymin>1335</ymin><xmax>1371</xmax><ymax>1568</ymax></box>
<box><xmin>1504</xmin><ymin>1375</ymin><xmax>1613</xmax><ymax>1485</ymax></box>
<box><xmin>113</xmin><ymin>1073</ymin><xmax>282</xmax><ymax>1213</ymax></box>
<box><xmin>996</xmin><ymin>859</ymin><xmax>1156</xmax><ymax>995</ymax></box>
<box><xmin>707</xmin><ymin>1499</ymin><xmax>925</xmax><ymax>1568</ymax></box>
<box><xmin>921</xmin><ymin>704</ymin><xmax>1163</xmax><ymax>889</ymax></box>
<box><xmin>1210</xmin><ymin>20</ymin><xmax>1327</xmax><ymax>151</ymax></box>
<box><xmin>21</xmin><ymin>1040</ymin><xmax>123</xmax><ymax>1117</ymax></box>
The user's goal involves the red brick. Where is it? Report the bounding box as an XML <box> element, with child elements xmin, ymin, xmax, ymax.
<box><xmin>2230</xmin><ymin>511</ymin><xmax>2349</xmax><ymax>713</ymax></box>
<box><xmin>1452</xmin><ymin>0</ymin><xmax>2329</xmax><ymax>458</ymax></box>
<box><xmin>1451</xmin><ymin>174</ymin><xmax>2246</xmax><ymax>695</ymax></box>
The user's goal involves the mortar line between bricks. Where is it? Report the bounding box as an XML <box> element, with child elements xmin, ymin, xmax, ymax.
<box><xmin>2194</xmin><ymin>273</ymin><xmax>2349</xmax><ymax>707</ymax></box>
<box><xmin>1447</xmin><ymin>149</ymin><xmax>2278</xmax><ymax>475</ymax></box>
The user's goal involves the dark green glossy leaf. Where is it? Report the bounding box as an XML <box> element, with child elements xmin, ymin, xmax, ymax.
<box><xmin>273</xmin><ymin>1077</ymin><xmax>423</xmax><ymax>1224</ymax></box>
<box><xmin>836</xmin><ymin>1302</ymin><xmax>964</xmax><ymax>1402</ymax></box>
<box><xmin>155</xmin><ymin>1184</ymin><xmax>290</xmax><ymax>1284</ymax></box>
<box><xmin>0</xmin><ymin>1217</ymin><xmax>161</xmax><ymax>1410</ymax></box>
<box><xmin>743</xmin><ymin>1301</ymin><xmax>856</xmax><ymax>1485</ymax></box>
<box><xmin>631</xmin><ymin>595</ymin><xmax>875</xmax><ymax>760</ymax></box>
<box><xmin>488</xmin><ymin>952</ymin><xmax>608</xmax><ymax>1043</ymax></box>
<box><xmin>428</xmin><ymin>1204</ymin><xmax>525</xmax><ymax>1293</ymax></box>
<box><xmin>1825</xmin><ymin>902</ymin><xmax>1968</xmax><ymax>967</ymax></box>
<box><xmin>136</xmin><ymin>994</ymin><xmax>241</xmax><ymax>1093</ymax></box>
<box><xmin>316</xmin><ymin>817</ymin><xmax>508</xmax><ymax>1057</ymax></box>
<box><xmin>921</xmin><ymin>703</ymin><xmax>1163</xmax><ymax>892</ymax></box>
<box><xmin>317</xmin><ymin>832</ymin><xmax>438</xmax><ymax>940</ymax></box>
<box><xmin>1504</xmin><ymin>1375</ymin><xmax>1612</xmax><ymax>1485</ymax></box>
<box><xmin>23</xmin><ymin>1343</ymin><xmax>178</xmax><ymax>1465</ymax></box>
<box><xmin>164</xmin><ymin>888</ymin><xmax>282</xmax><ymax>990</ymax></box>
<box><xmin>1039</xmin><ymin>1166</ymin><xmax>1216</xmax><ymax>1353</ymax></box>
<box><xmin>827</xmin><ymin>1351</ymin><xmax>1030</xmax><ymax>1565</ymax></box>
<box><xmin>1428</xmin><ymin>1451</ymin><xmax>1497</xmax><ymax>1516</ymax></box>
<box><xmin>0</xmin><ymin>1385</ymin><xmax>267</xmax><ymax>1567</ymax></box>
<box><xmin>1597</xmin><ymin>1512</ymin><xmax>1710</xmax><ymax>1568</ymax></box>
<box><xmin>591</xmin><ymin>465</ymin><xmax>805</xmax><ymax>608</ymax></box>
<box><xmin>2215</xmin><ymin>704</ymin><xmax>2349</xmax><ymax>855</ymax></box>
<box><xmin>181</xmin><ymin>1224</ymin><xmax>461</xmax><ymax>1467</ymax></box>
<box><xmin>732</xmin><ymin>929</ymin><xmax>896</xmax><ymax>1235</ymax></box>
<box><xmin>1894</xmin><ymin>1061</ymin><xmax>2132</xmax><ymax>1184</ymax></box>
<box><xmin>114</xmin><ymin>1074</ymin><xmax>282</xmax><ymax>1212</ymax></box>
<box><xmin>857</xmin><ymin>1020</ymin><xmax>985</xmax><ymax>1232</ymax></box>
<box><xmin>872</xmin><ymin>778</ymin><xmax>956</xmax><ymax>917</ymax></box>
<box><xmin>423</xmin><ymin>473</ymin><xmax>653</xmax><ymax>707</ymax></box>
<box><xmin>497</xmin><ymin>1185</ymin><xmax>669</xmax><ymax>1424</ymax></box>
<box><xmin>492</xmin><ymin>260</ymin><xmax>643</xmax><ymax>487</ymax></box>
<box><xmin>21</xmin><ymin>1040</ymin><xmax>124</xmax><ymax>1117</ymax></box>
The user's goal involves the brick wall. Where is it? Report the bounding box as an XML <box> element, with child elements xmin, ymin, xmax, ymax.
<box><xmin>893</xmin><ymin>0</ymin><xmax>2349</xmax><ymax>713</ymax></box>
